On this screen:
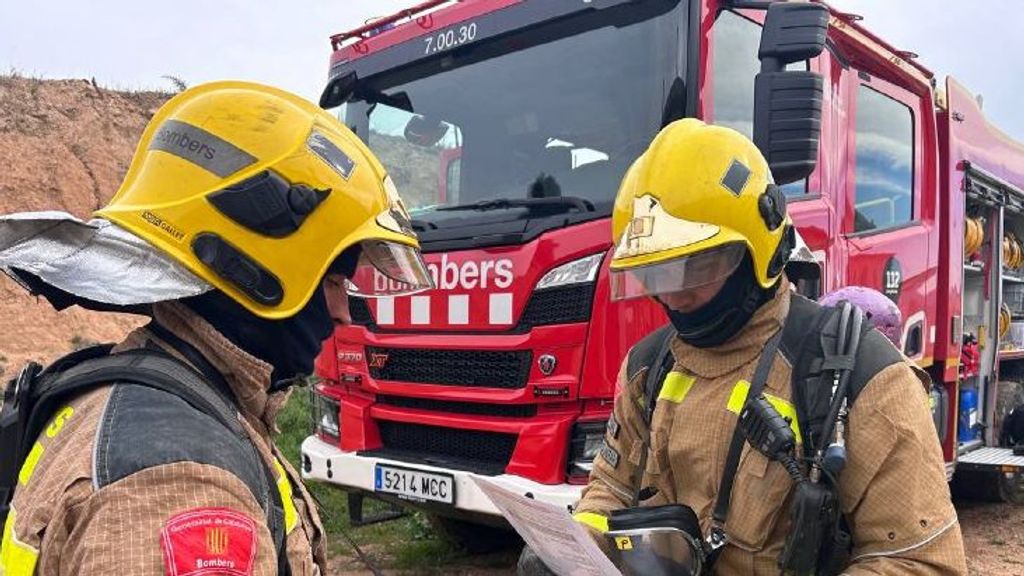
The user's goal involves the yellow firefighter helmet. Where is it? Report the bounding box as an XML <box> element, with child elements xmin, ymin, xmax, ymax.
<box><xmin>96</xmin><ymin>80</ymin><xmax>432</xmax><ymax>319</ymax></box>
<box><xmin>609</xmin><ymin>119</ymin><xmax>791</xmax><ymax>300</ymax></box>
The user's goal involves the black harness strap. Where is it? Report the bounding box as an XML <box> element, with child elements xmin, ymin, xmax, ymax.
<box><xmin>787</xmin><ymin>300</ymin><xmax>839</xmax><ymax>454</ymax></box>
<box><xmin>640</xmin><ymin>326</ymin><xmax>679</xmax><ymax>427</ymax></box>
<box><xmin>709</xmin><ymin>328</ymin><xmax>784</xmax><ymax>550</ymax></box>
<box><xmin>28</xmin><ymin>351</ymin><xmax>243</xmax><ymax>441</ymax></box>
<box><xmin>146</xmin><ymin>321</ymin><xmax>234</xmax><ymax>404</ymax></box>
<box><xmin>631</xmin><ymin>326</ymin><xmax>678</xmax><ymax>506</ymax></box>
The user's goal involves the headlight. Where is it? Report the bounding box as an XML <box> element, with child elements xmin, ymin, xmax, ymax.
<box><xmin>311</xmin><ymin>388</ymin><xmax>341</xmax><ymax>443</ymax></box>
<box><xmin>535</xmin><ymin>253</ymin><xmax>604</xmax><ymax>291</ymax></box>
<box><xmin>567</xmin><ymin>420</ymin><xmax>607</xmax><ymax>482</ymax></box>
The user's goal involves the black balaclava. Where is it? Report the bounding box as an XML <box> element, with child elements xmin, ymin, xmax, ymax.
<box><xmin>181</xmin><ymin>283</ymin><xmax>335</xmax><ymax>393</ymax></box>
<box><xmin>662</xmin><ymin>253</ymin><xmax>778</xmax><ymax>348</ymax></box>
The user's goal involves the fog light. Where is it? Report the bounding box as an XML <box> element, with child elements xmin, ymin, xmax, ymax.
<box><xmin>567</xmin><ymin>420</ymin><xmax>607</xmax><ymax>483</ymax></box>
<box><xmin>311</xmin><ymin>388</ymin><xmax>341</xmax><ymax>443</ymax></box>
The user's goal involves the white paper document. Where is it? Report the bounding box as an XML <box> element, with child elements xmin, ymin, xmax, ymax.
<box><xmin>472</xmin><ymin>477</ymin><xmax>621</xmax><ymax>576</ymax></box>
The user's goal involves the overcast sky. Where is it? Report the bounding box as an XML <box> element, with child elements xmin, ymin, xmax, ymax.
<box><xmin>2</xmin><ymin>1</ymin><xmax>1021</xmax><ymax>140</ymax></box>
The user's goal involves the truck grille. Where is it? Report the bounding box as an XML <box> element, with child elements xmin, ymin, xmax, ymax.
<box><xmin>377</xmin><ymin>395</ymin><xmax>537</xmax><ymax>418</ymax></box>
<box><xmin>371</xmin><ymin>421</ymin><xmax>517</xmax><ymax>475</ymax></box>
<box><xmin>518</xmin><ymin>284</ymin><xmax>595</xmax><ymax>328</ymax></box>
<box><xmin>367</xmin><ymin>347</ymin><xmax>532</xmax><ymax>389</ymax></box>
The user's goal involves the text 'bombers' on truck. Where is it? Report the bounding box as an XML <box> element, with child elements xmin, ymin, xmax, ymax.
<box><xmin>301</xmin><ymin>0</ymin><xmax>1024</xmax><ymax>532</ymax></box>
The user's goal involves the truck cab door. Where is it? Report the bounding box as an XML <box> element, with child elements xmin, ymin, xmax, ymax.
<box><xmin>841</xmin><ymin>71</ymin><xmax>937</xmax><ymax>364</ymax></box>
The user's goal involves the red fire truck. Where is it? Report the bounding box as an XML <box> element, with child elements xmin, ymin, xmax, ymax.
<box><xmin>301</xmin><ymin>0</ymin><xmax>1024</xmax><ymax>532</ymax></box>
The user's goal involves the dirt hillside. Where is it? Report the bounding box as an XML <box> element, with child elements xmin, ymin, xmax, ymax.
<box><xmin>0</xmin><ymin>75</ymin><xmax>169</xmax><ymax>375</ymax></box>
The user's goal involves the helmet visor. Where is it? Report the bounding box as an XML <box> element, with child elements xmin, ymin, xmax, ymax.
<box><xmin>610</xmin><ymin>243</ymin><xmax>745</xmax><ymax>301</ymax></box>
<box><xmin>343</xmin><ymin>240</ymin><xmax>434</xmax><ymax>298</ymax></box>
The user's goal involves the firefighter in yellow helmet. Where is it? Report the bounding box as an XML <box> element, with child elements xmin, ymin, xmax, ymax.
<box><xmin>520</xmin><ymin>119</ymin><xmax>965</xmax><ymax>575</ymax></box>
<box><xmin>0</xmin><ymin>81</ymin><xmax>432</xmax><ymax>575</ymax></box>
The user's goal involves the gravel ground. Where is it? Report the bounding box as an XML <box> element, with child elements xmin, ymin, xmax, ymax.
<box><xmin>959</xmin><ymin>499</ymin><xmax>1024</xmax><ymax>575</ymax></box>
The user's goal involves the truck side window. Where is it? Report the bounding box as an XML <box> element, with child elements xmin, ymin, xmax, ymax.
<box><xmin>712</xmin><ymin>10</ymin><xmax>807</xmax><ymax>196</ymax></box>
<box><xmin>854</xmin><ymin>84</ymin><xmax>914</xmax><ymax>232</ymax></box>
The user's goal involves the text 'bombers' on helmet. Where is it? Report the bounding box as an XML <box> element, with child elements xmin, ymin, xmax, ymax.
<box><xmin>610</xmin><ymin>119</ymin><xmax>792</xmax><ymax>289</ymax></box>
<box><xmin>96</xmin><ymin>80</ymin><xmax>426</xmax><ymax>319</ymax></box>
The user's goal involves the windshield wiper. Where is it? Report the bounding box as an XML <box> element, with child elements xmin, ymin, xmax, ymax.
<box><xmin>436</xmin><ymin>196</ymin><xmax>595</xmax><ymax>213</ymax></box>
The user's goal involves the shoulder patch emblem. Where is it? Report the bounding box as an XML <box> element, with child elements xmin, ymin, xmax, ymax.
<box><xmin>160</xmin><ymin>507</ymin><xmax>257</xmax><ymax>576</ymax></box>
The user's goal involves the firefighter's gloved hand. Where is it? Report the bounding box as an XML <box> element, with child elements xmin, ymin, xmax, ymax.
<box><xmin>518</xmin><ymin>545</ymin><xmax>557</xmax><ymax>576</ymax></box>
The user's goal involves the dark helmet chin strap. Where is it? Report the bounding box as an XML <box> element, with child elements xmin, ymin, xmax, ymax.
<box><xmin>662</xmin><ymin>255</ymin><xmax>778</xmax><ymax>348</ymax></box>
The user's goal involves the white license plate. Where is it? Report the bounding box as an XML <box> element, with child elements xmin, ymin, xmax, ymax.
<box><xmin>374</xmin><ymin>464</ymin><xmax>455</xmax><ymax>504</ymax></box>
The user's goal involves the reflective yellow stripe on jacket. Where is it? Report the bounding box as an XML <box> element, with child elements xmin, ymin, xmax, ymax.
<box><xmin>1</xmin><ymin>508</ymin><xmax>39</xmax><ymax>576</ymax></box>
<box><xmin>18</xmin><ymin>406</ymin><xmax>75</xmax><ymax>487</ymax></box>
<box><xmin>272</xmin><ymin>458</ymin><xmax>299</xmax><ymax>534</ymax></box>
<box><xmin>727</xmin><ymin>380</ymin><xmax>801</xmax><ymax>441</ymax></box>
<box><xmin>658</xmin><ymin>372</ymin><xmax>697</xmax><ymax>403</ymax></box>
<box><xmin>1</xmin><ymin>406</ymin><xmax>75</xmax><ymax>575</ymax></box>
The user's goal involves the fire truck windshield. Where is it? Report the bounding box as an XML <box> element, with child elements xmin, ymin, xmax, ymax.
<box><xmin>331</xmin><ymin>0</ymin><xmax>687</xmax><ymax>217</ymax></box>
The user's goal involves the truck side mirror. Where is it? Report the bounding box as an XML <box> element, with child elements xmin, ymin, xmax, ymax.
<box><xmin>320</xmin><ymin>72</ymin><xmax>358</xmax><ymax>109</ymax></box>
<box><xmin>759</xmin><ymin>2</ymin><xmax>829</xmax><ymax>70</ymax></box>
<box><xmin>320</xmin><ymin>71</ymin><xmax>414</xmax><ymax>114</ymax></box>
<box><xmin>753</xmin><ymin>2</ymin><xmax>828</xmax><ymax>185</ymax></box>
